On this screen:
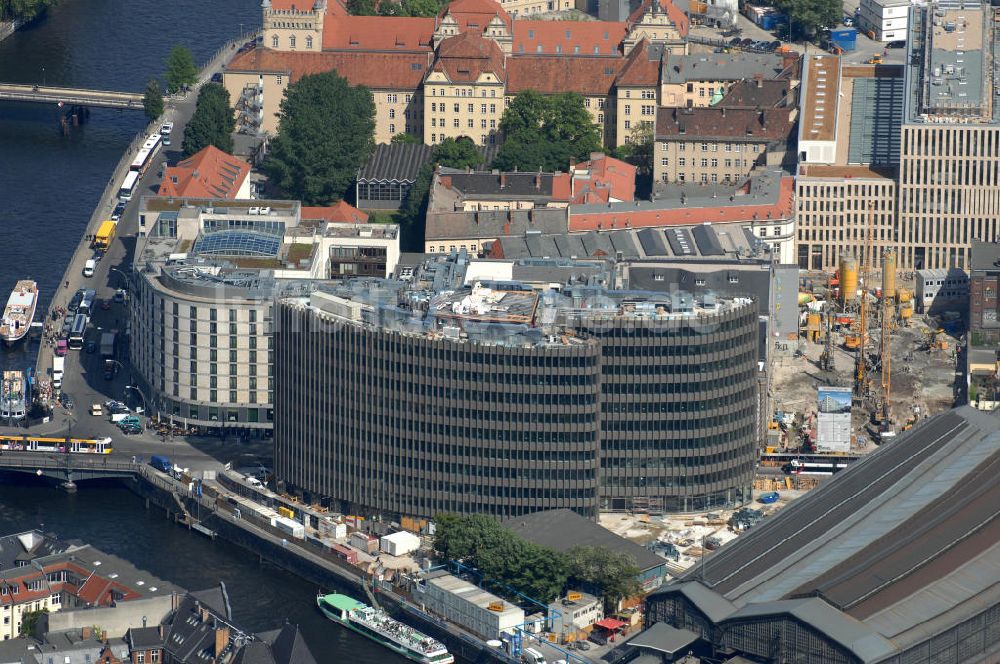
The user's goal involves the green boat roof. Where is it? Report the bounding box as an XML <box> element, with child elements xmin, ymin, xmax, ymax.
<box><xmin>321</xmin><ymin>593</ymin><xmax>365</xmax><ymax>612</ymax></box>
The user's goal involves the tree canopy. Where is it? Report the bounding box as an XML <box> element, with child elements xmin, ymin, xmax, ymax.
<box><xmin>164</xmin><ymin>45</ymin><xmax>198</xmax><ymax>94</ymax></box>
<box><xmin>0</xmin><ymin>0</ymin><xmax>55</xmax><ymax>23</ymax></box>
<box><xmin>774</xmin><ymin>0</ymin><xmax>840</xmax><ymax>38</ymax></box>
<box><xmin>433</xmin><ymin>513</ymin><xmax>641</xmax><ymax>608</ymax></box>
<box><xmin>142</xmin><ymin>78</ymin><xmax>164</xmax><ymax>122</ymax></box>
<box><xmin>432</xmin><ymin>136</ymin><xmax>482</xmax><ymax>170</ymax></box>
<box><xmin>493</xmin><ymin>91</ymin><xmax>602</xmax><ymax>173</ymax></box>
<box><xmin>264</xmin><ymin>71</ymin><xmax>375</xmax><ymax>205</ymax></box>
<box><xmin>181</xmin><ymin>83</ymin><xmax>235</xmax><ymax>157</ymax></box>
<box><xmin>349</xmin><ymin>0</ymin><xmax>447</xmax><ymax>16</ymax></box>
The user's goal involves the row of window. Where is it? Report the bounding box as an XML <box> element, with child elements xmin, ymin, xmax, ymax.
<box><xmin>429</xmin><ymin>87</ymin><xmax>499</xmax><ymax>98</ymax></box>
<box><xmin>664</xmin><ymin>157</ymin><xmax>751</xmax><ymax>169</ymax></box>
<box><xmin>429</xmin><ymin>102</ymin><xmax>498</xmax><ymax>114</ymax></box>
<box><xmin>271</xmin><ymin>34</ymin><xmax>313</xmax><ymax>49</ymax></box>
<box><xmin>430</xmin><ymin>118</ymin><xmax>498</xmax><ymax>130</ymax></box>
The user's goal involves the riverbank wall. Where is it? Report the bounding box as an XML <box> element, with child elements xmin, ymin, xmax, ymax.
<box><xmin>0</xmin><ymin>20</ymin><xmax>19</xmax><ymax>43</ymax></box>
<box><xmin>126</xmin><ymin>470</ymin><xmax>516</xmax><ymax>664</ymax></box>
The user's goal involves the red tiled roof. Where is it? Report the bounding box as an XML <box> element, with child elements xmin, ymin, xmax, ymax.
<box><xmin>506</xmin><ymin>56</ymin><xmax>621</xmax><ymax>95</ymax></box>
<box><xmin>323</xmin><ymin>16</ymin><xmax>435</xmax><ymax>51</ymax></box>
<box><xmin>227</xmin><ymin>48</ymin><xmax>430</xmax><ymax>90</ymax></box>
<box><xmin>158</xmin><ymin>146</ymin><xmax>250</xmax><ymax>200</ymax></box>
<box><xmin>512</xmin><ymin>20</ymin><xmax>626</xmax><ymax>56</ymax></box>
<box><xmin>569</xmin><ymin>176</ymin><xmax>794</xmax><ymax>231</ymax></box>
<box><xmin>270</xmin><ymin>0</ymin><xmax>349</xmax><ymax>13</ymax></box>
<box><xmin>627</xmin><ymin>0</ymin><xmax>689</xmax><ymax>36</ymax></box>
<box><xmin>573</xmin><ymin>153</ymin><xmax>636</xmax><ymax>202</ymax></box>
<box><xmin>434</xmin><ymin>32</ymin><xmax>506</xmax><ymax>82</ymax></box>
<box><xmin>442</xmin><ymin>0</ymin><xmax>512</xmax><ymax>32</ymax></box>
<box><xmin>301</xmin><ymin>201</ymin><xmax>369</xmax><ymax>223</ymax></box>
<box><xmin>615</xmin><ymin>38</ymin><xmax>660</xmax><ymax>86</ymax></box>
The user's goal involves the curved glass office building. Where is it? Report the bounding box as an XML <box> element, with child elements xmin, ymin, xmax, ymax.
<box><xmin>274</xmin><ymin>257</ymin><xmax>761</xmax><ymax>519</ymax></box>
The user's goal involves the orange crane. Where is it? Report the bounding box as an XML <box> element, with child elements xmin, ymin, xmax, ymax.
<box><xmin>854</xmin><ymin>204</ymin><xmax>875</xmax><ymax>398</ymax></box>
<box><xmin>878</xmin><ymin>249</ymin><xmax>895</xmax><ymax>433</ymax></box>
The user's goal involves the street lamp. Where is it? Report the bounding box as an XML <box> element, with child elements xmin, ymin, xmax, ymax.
<box><xmin>41</xmin><ymin>67</ymin><xmax>45</xmax><ymax>87</ymax></box>
<box><xmin>108</xmin><ymin>267</ymin><xmax>131</xmax><ymax>291</ymax></box>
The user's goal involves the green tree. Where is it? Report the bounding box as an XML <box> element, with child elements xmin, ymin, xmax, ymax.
<box><xmin>142</xmin><ymin>78</ymin><xmax>164</xmax><ymax>122</ymax></box>
<box><xmin>493</xmin><ymin>90</ymin><xmax>602</xmax><ymax>172</ymax></box>
<box><xmin>19</xmin><ymin>608</ymin><xmax>48</xmax><ymax>636</ymax></box>
<box><xmin>567</xmin><ymin>546</ymin><xmax>642</xmax><ymax>611</ymax></box>
<box><xmin>347</xmin><ymin>0</ymin><xmax>376</xmax><ymax>14</ymax></box>
<box><xmin>264</xmin><ymin>71</ymin><xmax>375</xmax><ymax>205</ymax></box>
<box><xmin>775</xmin><ymin>0</ymin><xmax>840</xmax><ymax>38</ymax></box>
<box><xmin>432</xmin><ymin>136</ymin><xmax>482</xmax><ymax>170</ymax></box>
<box><xmin>181</xmin><ymin>83</ymin><xmax>235</xmax><ymax>157</ymax></box>
<box><xmin>0</xmin><ymin>0</ymin><xmax>56</xmax><ymax>23</ymax></box>
<box><xmin>164</xmin><ymin>45</ymin><xmax>198</xmax><ymax>94</ymax></box>
<box><xmin>391</xmin><ymin>132</ymin><xmax>422</xmax><ymax>144</ymax></box>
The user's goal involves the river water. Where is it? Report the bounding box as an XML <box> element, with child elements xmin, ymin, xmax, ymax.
<box><xmin>0</xmin><ymin>3</ymin><xmax>412</xmax><ymax>660</ymax></box>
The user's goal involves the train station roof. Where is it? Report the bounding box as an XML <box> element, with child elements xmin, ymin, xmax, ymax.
<box><xmin>650</xmin><ymin>405</ymin><xmax>1000</xmax><ymax>660</ymax></box>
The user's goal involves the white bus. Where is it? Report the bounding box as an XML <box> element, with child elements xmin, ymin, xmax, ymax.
<box><xmin>118</xmin><ymin>171</ymin><xmax>141</xmax><ymax>201</ymax></box>
<box><xmin>129</xmin><ymin>133</ymin><xmax>162</xmax><ymax>176</ymax></box>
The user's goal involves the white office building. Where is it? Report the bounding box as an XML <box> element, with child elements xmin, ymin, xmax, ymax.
<box><xmin>858</xmin><ymin>0</ymin><xmax>910</xmax><ymax>42</ymax></box>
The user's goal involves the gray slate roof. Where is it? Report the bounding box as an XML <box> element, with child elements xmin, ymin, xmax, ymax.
<box><xmin>357</xmin><ymin>144</ymin><xmax>434</xmax><ymax>184</ymax></box>
<box><xmin>627</xmin><ymin>622</ymin><xmax>699</xmax><ymax>654</ymax></box>
<box><xmin>425</xmin><ymin>208</ymin><xmax>568</xmax><ymax>242</ymax></box>
<box><xmin>502</xmin><ymin>508</ymin><xmax>665</xmax><ymax>572</ymax></box>
<box><xmin>970</xmin><ymin>240</ymin><xmax>1000</xmax><ymax>272</ymax></box>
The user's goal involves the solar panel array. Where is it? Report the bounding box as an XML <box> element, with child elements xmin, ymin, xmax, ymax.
<box><xmin>193</xmin><ymin>231</ymin><xmax>281</xmax><ymax>257</ymax></box>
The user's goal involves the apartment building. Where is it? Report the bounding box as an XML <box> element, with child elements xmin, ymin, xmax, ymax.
<box><xmin>858</xmin><ymin>0</ymin><xmax>909</xmax><ymax>42</ymax></box>
<box><xmin>658</xmin><ymin>51</ymin><xmax>797</xmax><ymax>107</ymax></box>
<box><xmin>653</xmin><ymin>106</ymin><xmax>794</xmax><ymax>184</ymax></box>
<box><xmin>226</xmin><ymin>0</ymin><xmax>694</xmax><ymax>144</ymax></box>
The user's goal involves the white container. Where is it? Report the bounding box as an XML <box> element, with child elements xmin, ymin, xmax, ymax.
<box><xmin>380</xmin><ymin>531</ymin><xmax>420</xmax><ymax>557</ymax></box>
<box><xmin>274</xmin><ymin>516</ymin><xmax>305</xmax><ymax>539</ymax></box>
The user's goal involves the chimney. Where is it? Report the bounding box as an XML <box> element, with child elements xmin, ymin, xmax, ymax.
<box><xmin>534</xmin><ymin>173</ymin><xmax>542</xmax><ymax>190</ymax></box>
<box><xmin>721</xmin><ymin>107</ymin><xmax>726</xmax><ymax>117</ymax></box>
<box><xmin>82</xmin><ymin>626</ymin><xmax>92</xmax><ymax>640</ymax></box>
<box><xmin>199</xmin><ymin>606</ymin><xmax>211</xmax><ymax>624</ymax></box>
<box><xmin>499</xmin><ymin>173</ymin><xmax>506</xmax><ymax>189</ymax></box>
<box><xmin>754</xmin><ymin>73</ymin><xmax>763</xmax><ymax>88</ymax></box>
<box><xmin>214</xmin><ymin>626</ymin><xmax>231</xmax><ymax>658</ymax></box>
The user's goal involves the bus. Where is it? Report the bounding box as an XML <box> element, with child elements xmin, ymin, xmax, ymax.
<box><xmin>129</xmin><ymin>133</ymin><xmax>162</xmax><ymax>176</ymax></box>
<box><xmin>117</xmin><ymin>171</ymin><xmax>141</xmax><ymax>202</ymax></box>
<box><xmin>68</xmin><ymin>313</ymin><xmax>88</xmax><ymax>350</ymax></box>
<box><xmin>78</xmin><ymin>289</ymin><xmax>96</xmax><ymax>315</ymax></box>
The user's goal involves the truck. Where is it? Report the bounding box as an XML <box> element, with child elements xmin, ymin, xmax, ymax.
<box><xmin>93</xmin><ymin>220</ymin><xmax>118</xmax><ymax>251</ymax></box>
<box><xmin>150</xmin><ymin>455</ymin><xmax>172</xmax><ymax>473</ymax></box>
<box><xmin>99</xmin><ymin>330</ymin><xmax>118</xmax><ymax>358</ymax></box>
<box><xmin>52</xmin><ymin>356</ymin><xmax>65</xmax><ymax>390</ymax></box>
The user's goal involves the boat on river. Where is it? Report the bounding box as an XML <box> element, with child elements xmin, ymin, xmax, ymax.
<box><xmin>0</xmin><ymin>371</ymin><xmax>27</xmax><ymax>421</ymax></box>
<box><xmin>0</xmin><ymin>280</ymin><xmax>39</xmax><ymax>345</ymax></box>
<box><xmin>317</xmin><ymin>593</ymin><xmax>454</xmax><ymax>664</ymax></box>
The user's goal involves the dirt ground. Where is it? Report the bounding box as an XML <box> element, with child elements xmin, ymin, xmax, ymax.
<box><xmin>770</xmin><ymin>304</ymin><xmax>960</xmax><ymax>450</ymax></box>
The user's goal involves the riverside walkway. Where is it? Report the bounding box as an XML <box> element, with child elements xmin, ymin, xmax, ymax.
<box><xmin>0</xmin><ymin>83</ymin><xmax>145</xmax><ymax>108</ymax></box>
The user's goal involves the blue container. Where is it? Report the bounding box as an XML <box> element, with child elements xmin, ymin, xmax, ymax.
<box><xmin>759</xmin><ymin>12</ymin><xmax>787</xmax><ymax>30</ymax></box>
<box><xmin>830</xmin><ymin>27</ymin><xmax>858</xmax><ymax>50</ymax></box>
<box><xmin>758</xmin><ymin>491</ymin><xmax>780</xmax><ymax>504</ymax></box>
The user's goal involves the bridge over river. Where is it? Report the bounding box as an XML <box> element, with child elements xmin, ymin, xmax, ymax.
<box><xmin>0</xmin><ymin>452</ymin><xmax>137</xmax><ymax>490</ymax></box>
<box><xmin>0</xmin><ymin>83</ymin><xmax>145</xmax><ymax>109</ymax></box>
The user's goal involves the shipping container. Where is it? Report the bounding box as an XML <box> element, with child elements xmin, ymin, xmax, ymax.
<box><xmin>350</xmin><ymin>532</ymin><xmax>378</xmax><ymax>554</ymax></box>
<box><xmin>331</xmin><ymin>543</ymin><xmax>359</xmax><ymax>564</ymax></box>
<box><xmin>380</xmin><ymin>531</ymin><xmax>421</xmax><ymax>557</ymax></box>
<box><xmin>274</xmin><ymin>516</ymin><xmax>305</xmax><ymax>539</ymax></box>
<box><xmin>319</xmin><ymin>518</ymin><xmax>347</xmax><ymax>540</ymax></box>
<box><xmin>278</xmin><ymin>506</ymin><xmax>296</xmax><ymax>520</ymax></box>
<box><xmin>830</xmin><ymin>27</ymin><xmax>857</xmax><ymax>50</ymax></box>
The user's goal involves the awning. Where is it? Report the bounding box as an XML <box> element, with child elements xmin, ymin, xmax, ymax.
<box><xmin>594</xmin><ymin>618</ymin><xmax>627</xmax><ymax>631</ymax></box>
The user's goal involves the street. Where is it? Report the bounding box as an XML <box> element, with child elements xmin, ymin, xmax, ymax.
<box><xmin>6</xmin><ymin>38</ymin><xmax>267</xmax><ymax>474</ymax></box>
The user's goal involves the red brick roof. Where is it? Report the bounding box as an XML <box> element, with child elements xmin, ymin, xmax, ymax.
<box><xmin>506</xmin><ymin>56</ymin><xmax>621</xmax><ymax>95</ymax></box>
<box><xmin>158</xmin><ymin>146</ymin><xmax>250</xmax><ymax>200</ymax></box>
<box><xmin>227</xmin><ymin>48</ymin><xmax>430</xmax><ymax>90</ymax></box>
<box><xmin>572</xmin><ymin>153</ymin><xmax>636</xmax><ymax>202</ymax></box>
<box><xmin>434</xmin><ymin>32</ymin><xmax>507</xmax><ymax>82</ymax></box>
<box><xmin>301</xmin><ymin>201</ymin><xmax>369</xmax><ymax>223</ymax></box>
<box><xmin>512</xmin><ymin>20</ymin><xmax>626</xmax><ymax>56</ymax></box>
<box><xmin>655</xmin><ymin>106</ymin><xmax>794</xmax><ymax>141</ymax></box>
<box><xmin>615</xmin><ymin>38</ymin><xmax>661</xmax><ymax>86</ymax></box>
<box><xmin>442</xmin><ymin>0</ymin><xmax>512</xmax><ymax>32</ymax></box>
<box><xmin>569</xmin><ymin>176</ymin><xmax>794</xmax><ymax>231</ymax></box>
<box><xmin>627</xmin><ymin>0</ymin><xmax>689</xmax><ymax>36</ymax></box>
<box><xmin>322</xmin><ymin>16</ymin><xmax>435</xmax><ymax>51</ymax></box>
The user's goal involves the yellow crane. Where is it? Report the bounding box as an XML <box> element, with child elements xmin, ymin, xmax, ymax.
<box><xmin>854</xmin><ymin>204</ymin><xmax>875</xmax><ymax>398</ymax></box>
<box><xmin>879</xmin><ymin>249</ymin><xmax>894</xmax><ymax>432</ymax></box>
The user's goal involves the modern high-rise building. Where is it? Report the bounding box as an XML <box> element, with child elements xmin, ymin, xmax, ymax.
<box><xmin>273</xmin><ymin>254</ymin><xmax>761</xmax><ymax>519</ymax></box>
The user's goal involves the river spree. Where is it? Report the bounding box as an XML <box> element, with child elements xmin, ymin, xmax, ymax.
<box><xmin>0</xmin><ymin>2</ymin><xmax>412</xmax><ymax>659</ymax></box>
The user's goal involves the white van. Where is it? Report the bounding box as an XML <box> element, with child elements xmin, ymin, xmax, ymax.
<box><xmin>83</xmin><ymin>259</ymin><xmax>96</xmax><ymax>277</ymax></box>
<box><xmin>522</xmin><ymin>648</ymin><xmax>546</xmax><ymax>664</ymax></box>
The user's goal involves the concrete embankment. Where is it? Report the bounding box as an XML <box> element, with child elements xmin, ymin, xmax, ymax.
<box><xmin>126</xmin><ymin>470</ymin><xmax>514</xmax><ymax>664</ymax></box>
<box><xmin>0</xmin><ymin>20</ymin><xmax>18</xmax><ymax>43</ymax></box>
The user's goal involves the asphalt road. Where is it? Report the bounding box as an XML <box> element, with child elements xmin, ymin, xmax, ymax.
<box><xmin>5</xmin><ymin>39</ymin><xmax>267</xmax><ymax>473</ymax></box>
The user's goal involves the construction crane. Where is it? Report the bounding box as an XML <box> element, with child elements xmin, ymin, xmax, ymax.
<box><xmin>854</xmin><ymin>203</ymin><xmax>876</xmax><ymax>398</ymax></box>
<box><xmin>819</xmin><ymin>273</ymin><xmax>835</xmax><ymax>372</ymax></box>
<box><xmin>878</xmin><ymin>249</ymin><xmax>895</xmax><ymax>434</ymax></box>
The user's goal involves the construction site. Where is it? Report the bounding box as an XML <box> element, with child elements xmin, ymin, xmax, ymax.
<box><xmin>770</xmin><ymin>207</ymin><xmax>963</xmax><ymax>457</ymax></box>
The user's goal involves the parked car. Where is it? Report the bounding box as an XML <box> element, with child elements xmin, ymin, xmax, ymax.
<box><xmin>160</xmin><ymin>122</ymin><xmax>174</xmax><ymax>135</ymax></box>
<box><xmin>104</xmin><ymin>400</ymin><xmax>129</xmax><ymax>414</ymax></box>
<box><xmin>740</xmin><ymin>37</ymin><xmax>754</xmax><ymax>46</ymax></box>
<box><xmin>729</xmin><ymin>37</ymin><xmax>742</xmax><ymax>45</ymax></box>
<box><xmin>100</xmin><ymin>299</ymin><xmax>111</xmax><ymax>311</ymax></box>
<box><xmin>111</xmin><ymin>201</ymin><xmax>126</xmax><ymax>221</ymax></box>
<box><xmin>59</xmin><ymin>392</ymin><xmax>74</xmax><ymax>410</ymax></box>
<box><xmin>113</xmin><ymin>289</ymin><xmax>126</xmax><ymax>303</ymax></box>
<box><xmin>843</xmin><ymin>16</ymin><xmax>854</xmax><ymax>26</ymax></box>
<box><xmin>85</xmin><ymin>340</ymin><xmax>97</xmax><ymax>354</ymax></box>
<box><xmin>211</xmin><ymin>72</ymin><xmax>223</xmax><ymax>83</ymax></box>
<box><xmin>887</xmin><ymin>39</ymin><xmax>906</xmax><ymax>48</ymax></box>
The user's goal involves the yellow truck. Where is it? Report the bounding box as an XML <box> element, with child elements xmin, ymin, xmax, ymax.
<box><xmin>93</xmin><ymin>220</ymin><xmax>118</xmax><ymax>250</ymax></box>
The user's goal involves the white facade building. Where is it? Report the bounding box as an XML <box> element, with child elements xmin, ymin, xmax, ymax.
<box><xmin>416</xmin><ymin>572</ymin><xmax>524</xmax><ymax>640</ymax></box>
<box><xmin>858</xmin><ymin>0</ymin><xmax>910</xmax><ymax>42</ymax></box>
<box><xmin>916</xmin><ymin>268</ymin><xmax>969</xmax><ymax>314</ymax></box>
